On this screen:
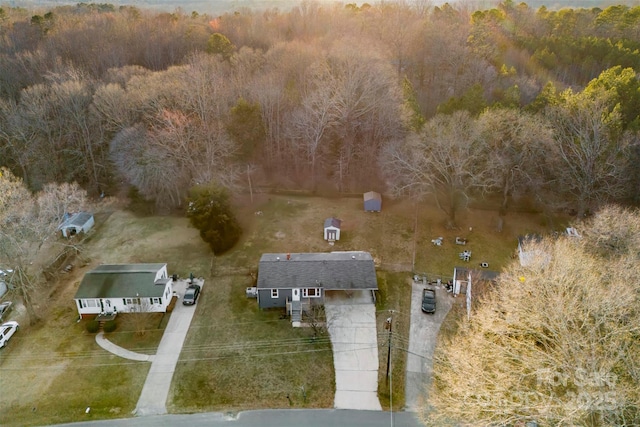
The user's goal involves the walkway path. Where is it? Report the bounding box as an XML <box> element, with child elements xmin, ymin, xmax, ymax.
<box><xmin>134</xmin><ymin>279</ymin><xmax>203</xmax><ymax>416</ymax></box>
<box><xmin>324</xmin><ymin>291</ymin><xmax>382</xmax><ymax>411</ymax></box>
<box><xmin>95</xmin><ymin>332</ymin><xmax>155</xmax><ymax>362</ymax></box>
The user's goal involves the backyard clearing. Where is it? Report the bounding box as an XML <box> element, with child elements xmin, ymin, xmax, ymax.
<box><xmin>0</xmin><ymin>194</ymin><xmax>555</xmax><ymax>426</ymax></box>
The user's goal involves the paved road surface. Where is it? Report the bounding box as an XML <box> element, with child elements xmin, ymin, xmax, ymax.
<box><xmin>49</xmin><ymin>409</ymin><xmax>421</xmax><ymax>427</ymax></box>
<box><xmin>404</xmin><ymin>281</ymin><xmax>453</xmax><ymax>411</ymax></box>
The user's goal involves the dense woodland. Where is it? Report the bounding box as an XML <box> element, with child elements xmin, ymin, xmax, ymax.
<box><xmin>1</xmin><ymin>1</ymin><xmax>640</xmax><ymax>220</ymax></box>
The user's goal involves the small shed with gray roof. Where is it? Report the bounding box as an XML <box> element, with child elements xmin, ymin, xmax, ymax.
<box><xmin>58</xmin><ymin>212</ymin><xmax>95</xmax><ymax>238</ymax></box>
<box><xmin>323</xmin><ymin>217</ymin><xmax>341</xmax><ymax>242</ymax></box>
<box><xmin>74</xmin><ymin>263</ymin><xmax>173</xmax><ymax>318</ymax></box>
<box><xmin>363</xmin><ymin>191</ymin><xmax>382</xmax><ymax>212</ymax></box>
<box><xmin>256</xmin><ymin>251</ymin><xmax>378</xmax><ymax>326</ymax></box>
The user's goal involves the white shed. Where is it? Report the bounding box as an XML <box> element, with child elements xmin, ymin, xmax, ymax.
<box><xmin>58</xmin><ymin>212</ymin><xmax>95</xmax><ymax>238</ymax></box>
<box><xmin>323</xmin><ymin>218</ymin><xmax>342</xmax><ymax>242</ymax></box>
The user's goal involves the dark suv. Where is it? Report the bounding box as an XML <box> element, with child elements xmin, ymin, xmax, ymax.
<box><xmin>421</xmin><ymin>288</ymin><xmax>436</xmax><ymax>314</ymax></box>
<box><xmin>183</xmin><ymin>284</ymin><xmax>201</xmax><ymax>305</ymax></box>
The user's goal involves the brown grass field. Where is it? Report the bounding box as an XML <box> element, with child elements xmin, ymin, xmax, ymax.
<box><xmin>0</xmin><ymin>193</ymin><xmax>559</xmax><ymax>425</ymax></box>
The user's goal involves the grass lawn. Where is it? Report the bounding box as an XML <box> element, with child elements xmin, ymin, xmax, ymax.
<box><xmin>376</xmin><ymin>271</ymin><xmax>413</xmax><ymax>410</ymax></box>
<box><xmin>0</xmin><ymin>193</ymin><xmax>560</xmax><ymax>425</ymax></box>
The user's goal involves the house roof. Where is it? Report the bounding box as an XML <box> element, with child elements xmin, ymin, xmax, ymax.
<box><xmin>517</xmin><ymin>234</ymin><xmax>543</xmax><ymax>247</ymax></box>
<box><xmin>454</xmin><ymin>266</ymin><xmax>500</xmax><ymax>282</ymax></box>
<box><xmin>257</xmin><ymin>251</ymin><xmax>377</xmax><ymax>290</ymax></box>
<box><xmin>324</xmin><ymin>217</ymin><xmax>342</xmax><ymax>229</ymax></box>
<box><xmin>363</xmin><ymin>191</ymin><xmax>381</xmax><ymax>202</ymax></box>
<box><xmin>74</xmin><ymin>263</ymin><xmax>168</xmax><ymax>299</ymax></box>
<box><xmin>58</xmin><ymin>212</ymin><xmax>93</xmax><ymax>230</ymax></box>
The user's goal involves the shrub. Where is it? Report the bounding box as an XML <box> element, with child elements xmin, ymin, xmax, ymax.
<box><xmin>86</xmin><ymin>320</ymin><xmax>100</xmax><ymax>333</ymax></box>
<box><xmin>166</xmin><ymin>295</ymin><xmax>178</xmax><ymax>313</ymax></box>
<box><xmin>186</xmin><ymin>184</ymin><xmax>242</xmax><ymax>254</ymax></box>
<box><xmin>103</xmin><ymin>320</ymin><xmax>117</xmax><ymax>333</ymax></box>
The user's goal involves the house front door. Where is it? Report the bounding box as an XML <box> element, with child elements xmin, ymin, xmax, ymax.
<box><xmin>292</xmin><ymin>288</ymin><xmax>300</xmax><ymax>301</ymax></box>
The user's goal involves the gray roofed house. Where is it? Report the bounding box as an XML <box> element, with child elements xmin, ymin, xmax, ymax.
<box><xmin>58</xmin><ymin>212</ymin><xmax>95</xmax><ymax>238</ymax></box>
<box><xmin>256</xmin><ymin>251</ymin><xmax>378</xmax><ymax>326</ymax></box>
<box><xmin>363</xmin><ymin>191</ymin><xmax>382</xmax><ymax>212</ymax></box>
<box><xmin>74</xmin><ymin>263</ymin><xmax>173</xmax><ymax>318</ymax></box>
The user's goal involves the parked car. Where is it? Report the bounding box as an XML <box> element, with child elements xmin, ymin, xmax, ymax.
<box><xmin>421</xmin><ymin>288</ymin><xmax>436</xmax><ymax>314</ymax></box>
<box><xmin>183</xmin><ymin>284</ymin><xmax>201</xmax><ymax>305</ymax></box>
<box><xmin>0</xmin><ymin>301</ymin><xmax>12</xmax><ymax>321</ymax></box>
<box><xmin>0</xmin><ymin>321</ymin><xmax>19</xmax><ymax>348</ymax></box>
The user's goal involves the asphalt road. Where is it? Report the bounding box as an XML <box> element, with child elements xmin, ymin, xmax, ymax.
<box><xmin>48</xmin><ymin>409</ymin><xmax>422</xmax><ymax>427</ymax></box>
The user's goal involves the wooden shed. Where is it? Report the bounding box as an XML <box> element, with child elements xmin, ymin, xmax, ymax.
<box><xmin>363</xmin><ymin>191</ymin><xmax>382</xmax><ymax>212</ymax></box>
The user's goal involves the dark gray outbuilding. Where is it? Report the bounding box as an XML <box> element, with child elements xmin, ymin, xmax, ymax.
<box><xmin>363</xmin><ymin>191</ymin><xmax>382</xmax><ymax>212</ymax></box>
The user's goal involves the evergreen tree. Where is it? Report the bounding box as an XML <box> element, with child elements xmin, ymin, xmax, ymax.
<box><xmin>186</xmin><ymin>184</ymin><xmax>241</xmax><ymax>254</ymax></box>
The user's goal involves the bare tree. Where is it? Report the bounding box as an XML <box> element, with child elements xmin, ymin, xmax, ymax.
<box><xmin>475</xmin><ymin>108</ymin><xmax>553</xmax><ymax>215</ymax></box>
<box><xmin>286</xmin><ymin>61</ymin><xmax>339</xmax><ymax>189</ymax></box>
<box><xmin>424</xmin><ymin>207</ymin><xmax>640</xmax><ymax>426</ymax></box>
<box><xmin>544</xmin><ymin>90</ymin><xmax>635</xmax><ymax>216</ymax></box>
<box><xmin>383</xmin><ymin>111</ymin><xmax>481</xmax><ymax>227</ymax></box>
<box><xmin>0</xmin><ymin>168</ymin><xmax>88</xmax><ymax>324</ymax></box>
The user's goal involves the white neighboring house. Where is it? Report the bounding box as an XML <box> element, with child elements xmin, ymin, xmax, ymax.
<box><xmin>58</xmin><ymin>212</ymin><xmax>95</xmax><ymax>238</ymax></box>
<box><xmin>323</xmin><ymin>217</ymin><xmax>341</xmax><ymax>243</ymax></box>
<box><xmin>74</xmin><ymin>264</ymin><xmax>173</xmax><ymax>319</ymax></box>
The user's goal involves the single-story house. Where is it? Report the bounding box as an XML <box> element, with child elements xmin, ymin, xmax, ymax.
<box><xmin>58</xmin><ymin>212</ymin><xmax>95</xmax><ymax>238</ymax></box>
<box><xmin>517</xmin><ymin>234</ymin><xmax>545</xmax><ymax>267</ymax></box>
<box><xmin>256</xmin><ymin>251</ymin><xmax>378</xmax><ymax>326</ymax></box>
<box><xmin>363</xmin><ymin>191</ymin><xmax>382</xmax><ymax>212</ymax></box>
<box><xmin>323</xmin><ymin>217</ymin><xmax>342</xmax><ymax>242</ymax></box>
<box><xmin>74</xmin><ymin>263</ymin><xmax>173</xmax><ymax>318</ymax></box>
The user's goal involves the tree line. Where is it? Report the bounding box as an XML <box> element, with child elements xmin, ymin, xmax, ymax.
<box><xmin>0</xmin><ymin>1</ymin><xmax>639</xmax><ymax>217</ymax></box>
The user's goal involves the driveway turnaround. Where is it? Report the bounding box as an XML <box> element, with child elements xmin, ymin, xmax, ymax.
<box><xmin>404</xmin><ymin>280</ymin><xmax>453</xmax><ymax>411</ymax></box>
<box><xmin>134</xmin><ymin>279</ymin><xmax>203</xmax><ymax>416</ymax></box>
<box><xmin>324</xmin><ymin>291</ymin><xmax>382</xmax><ymax>411</ymax></box>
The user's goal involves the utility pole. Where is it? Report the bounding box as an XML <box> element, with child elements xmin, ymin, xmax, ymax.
<box><xmin>385</xmin><ymin>310</ymin><xmax>394</xmax><ymax>383</ymax></box>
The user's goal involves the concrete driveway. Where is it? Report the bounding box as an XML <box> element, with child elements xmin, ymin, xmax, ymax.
<box><xmin>404</xmin><ymin>280</ymin><xmax>453</xmax><ymax>411</ymax></box>
<box><xmin>134</xmin><ymin>279</ymin><xmax>203</xmax><ymax>416</ymax></box>
<box><xmin>324</xmin><ymin>291</ymin><xmax>382</xmax><ymax>411</ymax></box>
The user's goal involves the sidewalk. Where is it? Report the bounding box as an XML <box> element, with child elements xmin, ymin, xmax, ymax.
<box><xmin>134</xmin><ymin>279</ymin><xmax>203</xmax><ymax>416</ymax></box>
<box><xmin>95</xmin><ymin>332</ymin><xmax>154</xmax><ymax>362</ymax></box>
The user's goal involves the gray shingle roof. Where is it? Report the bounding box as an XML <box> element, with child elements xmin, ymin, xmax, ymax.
<box><xmin>363</xmin><ymin>191</ymin><xmax>381</xmax><ymax>202</ymax></box>
<box><xmin>58</xmin><ymin>212</ymin><xmax>93</xmax><ymax>229</ymax></box>
<box><xmin>257</xmin><ymin>252</ymin><xmax>377</xmax><ymax>290</ymax></box>
<box><xmin>74</xmin><ymin>264</ymin><xmax>168</xmax><ymax>299</ymax></box>
<box><xmin>324</xmin><ymin>217</ymin><xmax>341</xmax><ymax>228</ymax></box>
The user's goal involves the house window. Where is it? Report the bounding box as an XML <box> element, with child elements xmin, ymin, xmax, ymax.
<box><xmin>152</xmin><ymin>298</ymin><xmax>161</xmax><ymax>304</ymax></box>
<box><xmin>271</xmin><ymin>289</ymin><xmax>279</xmax><ymax>298</ymax></box>
<box><xmin>82</xmin><ymin>299</ymin><xmax>98</xmax><ymax>308</ymax></box>
<box><xmin>303</xmin><ymin>288</ymin><xmax>322</xmax><ymax>298</ymax></box>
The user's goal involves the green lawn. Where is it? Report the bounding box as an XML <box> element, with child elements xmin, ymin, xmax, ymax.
<box><xmin>0</xmin><ymin>194</ymin><xmax>556</xmax><ymax>425</ymax></box>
